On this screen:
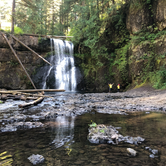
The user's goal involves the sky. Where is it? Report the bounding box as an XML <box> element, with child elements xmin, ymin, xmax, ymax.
<box><xmin>0</xmin><ymin>0</ymin><xmax>13</xmax><ymax>7</ymax></box>
<box><xmin>0</xmin><ymin>0</ymin><xmax>12</xmax><ymax>14</ymax></box>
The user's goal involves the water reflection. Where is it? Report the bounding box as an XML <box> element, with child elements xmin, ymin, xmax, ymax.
<box><xmin>0</xmin><ymin>112</ymin><xmax>166</xmax><ymax>165</ymax></box>
<box><xmin>50</xmin><ymin>116</ymin><xmax>75</xmax><ymax>148</ymax></box>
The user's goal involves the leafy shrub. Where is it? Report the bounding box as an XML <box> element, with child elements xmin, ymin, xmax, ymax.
<box><xmin>149</xmin><ymin>67</ymin><xmax>166</xmax><ymax>89</ymax></box>
<box><xmin>14</xmin><ymin>26</ymin><xmax>24</xmax><ymax>35</ymax></box>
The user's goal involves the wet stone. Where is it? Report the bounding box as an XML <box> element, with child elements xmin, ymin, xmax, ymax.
<box><xmin>151</xmin><ymin>149</ymin><xmax>158</xmax><ymax>155</ymax></box>
<box><xmin>101</xmin><ymin>153</ymin><xmax>108</xmax><ymax>156</ymax></box>
<box><xmin>97</xmin><ymin>144</ymin><xmax>109</xmax><ymax>149</ymax></box>
<box><xmin>74</xmin><ymin>160</ymin><xmax>85</xmax><ymax>165</ymax></box>
<box><xmin>79</xmin><ymin>150</ymin><xmax>85</xmax><ymax>154</ymax></box>
<box><xmin>28</xmin><ymin>154</ymin><xmax>44</xmax><ymax>165</ymax></box>
<box><xmin>149</xmin><ymin>154</ymin><xmax>157</xmax><ymax>158</ymax></box>
<box><xmin>91</xmin><ymin>147</ymin><xmax>98</xmax><ymax>151</ymax></box>
<box><xmin>127</xmin><ymin>148</ymin><xmax>137</xmax><ymax>156</ymax></box>
<box><xmin>106</xmin><ymin>155</ymin><xmax>115</xmax><ymax>159</ymax></box>
<box><xmin>91</xmin><ymin>160</ymin><xmax>100</xmax><ymax>164</ymax></box>
<box><xmin>78</xmin><ymin>157</ymin><xmax>88</xmax><ymax>161</ymax></box>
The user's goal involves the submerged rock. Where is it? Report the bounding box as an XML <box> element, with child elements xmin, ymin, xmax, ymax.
<box><xmin>151</xmin><ymin>149</ymin><xmax>158</xmax><ymax>155</ymax></box>
<box><xmin>0</xmin><ymin>122</ymin><xmax>44</xmax><ymax>132</ymax></box>
<box><xmin>149</xmin><ymin>154</ymin><xmax>158</xmax><ymax>158</ymax></box>
<box><xmin>127</xmin><ymin>148</ymin><xmax>137</xmax><ymax>156</ymax></box>
<box><xmin>28</xmin><ymin>154</ymin><xmax>44</xmax><ymax>165</ymax></box>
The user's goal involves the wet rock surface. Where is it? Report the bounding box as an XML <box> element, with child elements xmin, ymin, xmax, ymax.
<box><xmin>28</xmin><ymin>154</ymin><xmax>45</xmax><ymax>165</ymax></box>
<box><xmin>1</xmin><ymin>87</ymin><xmax>166</xmax><ymax>133</ymax></box>
<box><xmin>87</xmin><ymin>124</ymin><xmax>145</xmax><ymax>145</ymax></box>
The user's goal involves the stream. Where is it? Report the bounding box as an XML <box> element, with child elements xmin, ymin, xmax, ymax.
<box><xmin>0</xmin><ymin>109</ymin><xmax>166</xmax><ymax>165</ymax></box>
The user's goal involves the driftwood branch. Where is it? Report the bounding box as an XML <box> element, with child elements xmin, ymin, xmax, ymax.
<box><xmin>0</xmin><ymin>90</ymin><xmax>55</xmax><ymax>107</ymax></box>
<box><xmin>18</xmin><ymin>97</ymin><xmax>44</xmax><ymax>108</ymax></box>
<box><xmin>11</xmin><ymin>89</ymin><xmax>65</xmax><ymax>92</ymax></box>
<box><xmin>0</xmin><ymin>91</ymin><xmax>53</xmax><ymax>98</ymax></box>
<box><xmin>22</xmin><ymin>33</ymin><xmax>73</xmax><ymax>39</ymax></box>
<box><xmin>10</xmin><ymin>34</ymin><xmax>52</xmax><ymax>66</ymax></box>
<box><xmin>0</xmin><ymin>32</ymin><xmax>36</xmax><ymax>89</ymax></box>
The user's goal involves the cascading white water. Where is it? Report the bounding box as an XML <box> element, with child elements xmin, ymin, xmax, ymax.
<box><xmin>43</xmin><ymin>39</ymin><xmax>77</xmax><ymax>91</ymax></box>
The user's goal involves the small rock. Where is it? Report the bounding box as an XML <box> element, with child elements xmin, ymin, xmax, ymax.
<box><xmin>145</xmin><ymin>147</ymin><xmax>150</xmax><ymax>150</ymax></box>
<box><xmin>127</xmin><ymin>148</ymin><xmax>137</xmax><ymax>156</ymax></box>
<box><xmin>79</xmin><ymin>150</ymin><xmax>85</xmax><ymax>154</ymax></box>
<box><xmin>151</xmin><ymin>149</ymin><xmax>158</xmax><ymax>155</ymax></box>
<box><xmin>74</xmin><ymin>160</ymin><xmax>85</xmax><ymax>165</ymax></box>
<box><xmin>91</xmin><ymin>160</ymin><xmax>100</xmax><ymax>164</ymax></box>
<box><xmin>149</xmin><ymin>154</ymin><xmax>155</xmax><ymax>158</ymax></box>
<box><xmin>28</xmin><ymin>154</ymin><xmax>44</xmax><ymax>165</ymax></box>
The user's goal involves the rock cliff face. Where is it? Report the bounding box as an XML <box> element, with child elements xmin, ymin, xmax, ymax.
<box><xmin>124</xmin><ymin>0</ymin><xmax>166</xmax><ymax>89</ymax></box>
<box><xmin>0</xmin><ymin>35</ymin><xmax>50</xmax><ymax>89</ymax></box>
<box><xmin>82</xmin><ymin>0</ymin><xmax>166</xmax><ymax>92</ymax></box>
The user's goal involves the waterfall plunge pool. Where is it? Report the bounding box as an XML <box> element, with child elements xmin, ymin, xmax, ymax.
<box><xmin>0</xmin><ymin>111</ymin><xmax>166</xmax><ymax>165</ymax></box>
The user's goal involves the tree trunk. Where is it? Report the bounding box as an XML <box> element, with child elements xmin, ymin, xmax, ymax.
<box><xmin>11</xmin><ymin>0</ymin><xmax>15</xmax><ymax>34</ymax></box>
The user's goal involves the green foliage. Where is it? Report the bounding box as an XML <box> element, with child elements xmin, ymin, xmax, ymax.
<box><xmin>89</xmin><ymin>120</ymin><xmax>97</xmax><ymax>127</ymax></box>
<box><xmin>131</xmin><ymin>30</ymin><xmax>166</xmax><ymax>47</ymax></box>
<box><xmin>69</xmin><ymin>0</ymin><xmax>129</xmax><ymax>82</ymax></box>
<box><xmin>99</xmin><ymin>129</ymin><xmax>105</xmax><ymax>133</ymax></box>
<box><xmin>149</xmin><ymin>67</ymin><xmax>166</xmax><ymax>89</ymax></box>
<box><xmin>0</xmin><ymin>100</ymin><xmax>3</xmax><ymax>104</ymax></box>
<box><xmin>15</xmin><ymin>0</ymin><xmax>62</xmax><ymax>35</ymax></box>
<box><xmin>114</xmin><ymin>43</ymin><xmax>130</xmax><ymax>81</ymax></box>
<box><xmin>14</xmin><ymin>26</ymin><xmax>24</xmax><ymax>35</ymax></box>
<box><xmin>45</xmin><ymin>52</ymin><xmax>52</xmax><ymax>58</ymax></box>
<box><xmin>7</xmin><ymin>60</ymin><xmax>18</xmax><ymax>67</ymax></box>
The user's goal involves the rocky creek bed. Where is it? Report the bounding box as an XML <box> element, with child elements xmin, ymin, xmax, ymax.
<box><xmin>0</xmin><ymin>86</ymin><xmax>166</xmax><ymax>165</ymax></box>
<box><xmin>1</xmin><ymin>86</ymin><xmax>166</xmax><ymax>132</ymax></box>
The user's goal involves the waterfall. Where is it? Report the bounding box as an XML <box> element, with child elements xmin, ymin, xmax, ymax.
<box><xmin>43</xmin><ymin>39</ymin><xmax>77</xmax><ymax>91</ymax></box>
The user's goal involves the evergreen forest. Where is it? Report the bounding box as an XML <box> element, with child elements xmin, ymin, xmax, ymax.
<box><xmin>1</xmin><ymin>0</ymin><xmax>166</xmax><ymax>92</ymax></box>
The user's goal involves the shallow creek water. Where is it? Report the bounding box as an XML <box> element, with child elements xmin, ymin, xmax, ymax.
<box><xmin>0</xmin><ymin>111</ymin><xmax>166</xmax><ymax>166</ymax></box>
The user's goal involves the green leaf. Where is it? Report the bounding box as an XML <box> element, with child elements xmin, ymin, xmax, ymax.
<box><xmin>89</xmin><ymin>120</ymin><xmax>97</xmax><ymax>127</ymax></box>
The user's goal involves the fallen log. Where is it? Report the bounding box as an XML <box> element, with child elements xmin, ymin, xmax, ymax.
<box><xmin>22</xmin><ymin>33</ymin><xmax>73</xmax><ymax>38</ymax></box>
<box><xmin>0</xmin><ymin>91</ymin><xmax>54</xmax><ymax>99</ymax></box>
<box><xmin>18</xmin><ymin>97</ymin><xmax>44</xmax><ymax>108</ymax></box>
<box><xmin>12</xmin><ymin>89</ymin><xmax>65</xmax><ymax>92</ymax></box>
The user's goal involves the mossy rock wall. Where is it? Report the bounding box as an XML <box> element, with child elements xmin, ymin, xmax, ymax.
<box><xmin>77</xmin><ymin>0</ymin><xmax>166</xmax><ymax>92</ymax></box>
<box><xmin>0</xmin><ymin>35</ymin><xmax>50</xmax><ymax>89</ymax></box>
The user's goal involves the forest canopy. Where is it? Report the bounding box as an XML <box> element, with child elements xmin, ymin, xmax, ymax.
<box><xmin>0</xmin><ymin>0</ymin><xmax>128</xmax><ymax>36</ymax></box>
